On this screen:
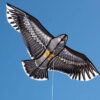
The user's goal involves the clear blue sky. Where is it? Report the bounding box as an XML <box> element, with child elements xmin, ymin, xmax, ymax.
<box><xmin>0</xmin><ymin>0</ymin><xmax>100</xmax><ymax>100</ymax></box>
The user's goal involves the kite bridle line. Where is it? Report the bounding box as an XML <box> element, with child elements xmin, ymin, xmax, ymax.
<box><xmin>51</xmin><ymin>62</ymin><xmax>55</xmax><ymax>100</ymax></box>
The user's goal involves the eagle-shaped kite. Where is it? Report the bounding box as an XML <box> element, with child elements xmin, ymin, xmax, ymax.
<box><xmin>6</xmin><ymin>3</ymin><xmax>99</xmax><ymax>81</ymax></box>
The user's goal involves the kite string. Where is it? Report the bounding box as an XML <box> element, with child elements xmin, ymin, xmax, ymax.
<box><xmin>51</xmin><ymin>62</ymin><xmax>54</xmax><ymax>100</ymax></box>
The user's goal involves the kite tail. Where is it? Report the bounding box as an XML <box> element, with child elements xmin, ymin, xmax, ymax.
<box><xmin>21</xmin><ymin>60</ymin><xmax>48</xmax><ymax>80</ymax></box>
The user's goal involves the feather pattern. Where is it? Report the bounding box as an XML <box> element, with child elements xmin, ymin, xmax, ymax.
<box><xmin>6</xmin><ymin>3</ymin><xmax>53</xmax><ymax>59</ymax></box>
<box><xmin>6</xmin><ymin>3</ymin><xmax>99</xmax><ymax>81</ymax></box>
<box><xmin>49</xmin><ymin>47</ymin><xmax>99</xmax><ymax>81</ymax></box>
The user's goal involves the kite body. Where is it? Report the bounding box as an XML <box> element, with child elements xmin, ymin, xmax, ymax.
<box><xmin>6</xmin><ymin>3</ymin><xmax>99</xmax><ymax>81</ymax></box>
<box><xmin>22</xmin><ymin>34</ymin><xmax>67</xmax><ymax>80</ymax></box>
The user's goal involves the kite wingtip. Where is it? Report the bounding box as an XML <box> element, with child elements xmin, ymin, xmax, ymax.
<box><xmin>6</xmin><ymin>3</ymin><xmax>16</xmax><ymax>10</ymax></box>
<box><xmin>6</xmin><ymin>3</ymin><xmax>13</xmax><ymax>10</ymax></box>
<box><xmin>6</xmin><ymin>3</ymin><xmax>13</xmax><ymax>6</ymax></box>
<box><xmin>6</xmin><ymin>3</ymin><xmax>11</xmax><ymax>7</ymax></box>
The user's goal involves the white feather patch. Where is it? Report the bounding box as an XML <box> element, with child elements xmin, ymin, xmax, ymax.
<box><xmin>68</xmin><ymin>70</ymin><xmax>99</xmax><ymax>81</ymax></box>
<box><xmin>49</xmin><ymin>68</ymin><xmax>99</xmax><ymax>81</ymax></box>
<box><xmin>21</xmin><ymin>61</ymin><xmax>47</xmax><ymax>81</ymax></box>
<box><xmin>6</xmin><ymin>4</ymin><xmax>20</xmax><ymax>33</ymax></box>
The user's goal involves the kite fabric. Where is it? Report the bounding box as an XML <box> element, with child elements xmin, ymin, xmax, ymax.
<box><xmin>6</xmin><ymin>3</ymin><xmax>99</xmax><ymax>81</ymax></box>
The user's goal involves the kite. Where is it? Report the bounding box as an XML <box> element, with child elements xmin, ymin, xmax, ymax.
<box><xmin>6</xmin><ymin>3</ymin><xmax>99</xmax><ymax>81</ymax></box>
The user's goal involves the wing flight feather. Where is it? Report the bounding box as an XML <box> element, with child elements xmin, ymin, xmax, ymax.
<box><xmin>49</xmin><ymin>46</ymin><xmax>99</xmax><ymax>81</ymax></box>
<box><xmin>6</xmin><ymin>3</ymin><xmax>54</xmax><ymax>59</ymax></box>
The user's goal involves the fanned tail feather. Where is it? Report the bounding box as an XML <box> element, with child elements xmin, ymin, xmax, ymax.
<box><xmin>21</xmin><ymin>60</ymin><xmax>48</xmax><ymax>80</ymax></box>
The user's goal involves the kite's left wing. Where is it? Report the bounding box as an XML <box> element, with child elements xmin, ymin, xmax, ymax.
<box><xmin>49</xmin><ymin>46</ymin><xmax>99</xmax><ymax>81</ymax></box>
<box><xmin>6</xmin><ymin>3</ymin><xmax>54</xmax><ymax>59</ymax></box>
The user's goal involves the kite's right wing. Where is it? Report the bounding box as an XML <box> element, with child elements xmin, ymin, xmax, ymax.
<box><xmin>49</xmin><ymin>47</ymin><xmax>99</xmax><ymax>81</ymax></box>
<box><xmin>6</xmin><ymin>3</ymin><xmax>54</xmax><ymax>59</ymax></box>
